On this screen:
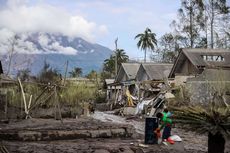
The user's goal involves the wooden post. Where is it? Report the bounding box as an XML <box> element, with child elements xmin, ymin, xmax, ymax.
<box><xmin>18</xmin><ymin>78</ymin><xmax>29</xmax><ymax>119</ymax></box>
<box><xmin>5</xmin><ymin>91</ymin><xmax>8</xmax><ymax>119</ymax></box>
<box><xmin>63</xmin><ymin>60</ymin><xmax>68</xmax><ymax>86</ymax></box>
<box><xmin>54</xmin><ymin>86</ymin><xmax>63</xmax><ymax>124</ymax></box>
<box><xmin>138</xmin><ymin>82</ymin><xmax>141</xmax><ymax>103</ymax></box>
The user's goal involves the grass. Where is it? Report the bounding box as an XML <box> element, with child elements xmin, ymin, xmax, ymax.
<box><xmin>1</xmin><ymin>80</ymin><xmax>103</xmax><ymax>111</ymax></box>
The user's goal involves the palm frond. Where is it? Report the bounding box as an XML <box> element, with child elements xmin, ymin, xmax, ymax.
<box><xmin>170</xmin><ymin>105</ymin><xmax>230</xmax><ymax>137</ymax></box>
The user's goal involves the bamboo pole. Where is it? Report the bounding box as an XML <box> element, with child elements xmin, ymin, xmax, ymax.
<box><xmin>28</xmin><ymin>95</ymin><xmax>33</xmax><ymax>110</ymax></box>
<box><xmin>18</xmin><ymin>78</ymin><xmax>29</xmax><ymax>118</ymax></box>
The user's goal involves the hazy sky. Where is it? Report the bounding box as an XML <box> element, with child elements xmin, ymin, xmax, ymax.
<box><xmin>0</xmin><ymin>0</ymin><xmax>181</xmax><ymax>60</ymax></box>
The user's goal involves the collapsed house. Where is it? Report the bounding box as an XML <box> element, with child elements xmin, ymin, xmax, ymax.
<box><xmin>136</xmin><ymin>63</ymin><xmax>173</xmax><ymax>98</ymax></box>
<box><xmin>106</xmin><ymin>62</ymin><xmax>174</xmax><ymax>115</ymax></box>
<box><xmin>106</xmin><ymin>63</ymin><xmax>140</xmax><ymax>108</ymax></box>
<box><xmin>134</xmin><ymin>63</ymin><xmax>173</xmax><ymax>116</ymax></box>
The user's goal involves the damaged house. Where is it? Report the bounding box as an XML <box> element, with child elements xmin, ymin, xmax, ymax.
<box><xmin>169</xmin><ymin>48</ymin><xmax>230</xmax><ymax>86</ymax></box>
<box><xmin>107</xmin><ymin>62</ymin><xmax>174</xmax><ymax>110</ymax></box>
<box><xmin>0</xmin><ymin>60</ymin><xmax>17</xmax><ymax>120</ymax></box>
<box><xmin>136</xmin><ymin>63</ymin><xmax>173</xmax><ymax>98</ymax></box>
<box><xmin>106</xmin><ymin>63</ymin><xmax>140</xmax><ymax>107</ymax></box>
<box><xmin>168</xmin><ymin>48</ymin><xmax>230</xmax><ymax>104</ymax></box>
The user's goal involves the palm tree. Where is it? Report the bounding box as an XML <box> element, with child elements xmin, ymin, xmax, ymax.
<box><xmin>170</xmin><ymin>102</ymin><xmax>230</xmax><ymax>153</ymax></box>
<box><xmin>115</xmin><ymin>49</ymin><xmax>129</xmax><ymax>70</ymax></box>
<box><xmin>135</xmin><ymin>27</ymin><xmax>157</xmax><ymax>62</ymax></box>
<box><xmin>103</xmin><ymin>49</ymin><xmax>129</xmax><ymax>77</ymax></box>
<box><xmin>69</xmin><ymin>67</ymin><xmax>82</xmax><ymax>77</ymax></box>
<box><xmin>103</xmin><ymin>55</ymin><xmax>115</xmax><ymax>76</ymax></box>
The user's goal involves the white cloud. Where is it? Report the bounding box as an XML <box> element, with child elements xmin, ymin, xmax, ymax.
<box><xmin>0</xmin><ymin>0</ymin><xmax>108</xmax><ymax>42</ymax></box>
<box><xmin>0</xmin><ymin>29</ymin><xmax>78</xmax><ymax>55</ymax></box>
<box><xmin>48</xmin><ymin>42</ymin><xmax>77</xmax><ymax>55</ymax></box>
<box><xmin>38</xmin><ymin>33</ymin><xmax>50</xmax><ymax>46</ymax></box>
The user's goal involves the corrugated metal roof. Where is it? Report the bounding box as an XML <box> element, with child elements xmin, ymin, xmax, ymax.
<box><xmin>142</xmin><ymin>63</ymin><xmax>173</xmax><ymax>80</ymax></box>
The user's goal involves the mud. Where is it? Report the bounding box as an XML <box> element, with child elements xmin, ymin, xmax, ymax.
<box><xmin>0</xmin><ymin>111</ymin><xmax>229</xmax><ymax>153</ymax></box>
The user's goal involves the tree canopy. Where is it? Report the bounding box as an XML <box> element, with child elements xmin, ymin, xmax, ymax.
<box><xmin>135</xmin><ymin>27</ymin><xmax>157</xmax><ymax>62</ymax></box>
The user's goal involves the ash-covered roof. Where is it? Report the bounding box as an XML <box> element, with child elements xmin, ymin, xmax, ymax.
<box><xmin>183</xmin><ymin>48</ymin><xmax>230</xmax><ymax>67</ymax></box>
<box><xmin>141</xmin><ymin>63</ymin><xmax>173</xmax><ymax>80</ymax></box>
<box><xmin>115</xmin><ymin>63</ymin><xmax>140</xmax><ymax>82</ymax></box>
<box><xmin>169</xmin><ymin>48</ymin><xmax>230</xmax><ymax>78</ymax></box>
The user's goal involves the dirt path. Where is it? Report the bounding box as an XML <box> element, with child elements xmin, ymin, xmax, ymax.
<box><xmin>92</xmin><ymin>111</ymin><xmax>144</xmax><ymax>134</ymax></box>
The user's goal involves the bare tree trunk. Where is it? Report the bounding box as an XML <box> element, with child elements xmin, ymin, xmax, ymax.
<box><xmin>6</xmin><ymin>46</ymin><xmax>14</xmax><ymax>76</ymax></box>
<box><xmin>144</xmin><ymin>49</ymin><xmax>146</xmax><ymax>63</ymax></box>
<box><xmin>6</xmin><ymin>35</ymin><xmax>17</xmax><ymax>76</ymax></box>
<box><xmin>210</xmin><ymin>0</ymin><xmax>214</xmax><ymax>49</ymax></box>
<box><xmin>189</xmin><ymin>0</ymin><xmax>194</xmax><ymax>48</ymax></box>
<box><xmin>208</xmin><ymin>132</ymin><xmax>225</xmax><ymax>153</ymax></box>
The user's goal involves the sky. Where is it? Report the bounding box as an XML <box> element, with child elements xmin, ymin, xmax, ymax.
<box><xmin>0</xmin><ymin>0</ymin><xmax>181</xmax><ymax>60</ymax></box>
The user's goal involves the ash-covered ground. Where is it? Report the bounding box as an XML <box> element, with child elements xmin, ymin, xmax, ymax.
<box><xmin>0</xmin><ymin>111</ymin><xmax>229</xmax><ymax>153</ymax></box>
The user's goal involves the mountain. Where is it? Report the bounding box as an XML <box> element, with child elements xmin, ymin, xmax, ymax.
<box><xmin>0</xmin><ymin>32</ymin><xmax>112</xmax><ymax>76</ymax></box>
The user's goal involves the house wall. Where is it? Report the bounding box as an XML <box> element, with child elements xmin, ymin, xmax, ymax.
<box><xmin>185</xmin><ymin>81</ymin><xmax>230</xmax><ymax>105</ymax></box>
<box><xmin>184</xmin><ymin>69</ymin><xmax>230</xmax><ymax>105</ymax></box>
<box><xmin>174</xmin><ymin>59</ymin><xmax>199</xmax><ymax>86</ymax></box>
<box><xmin>136</xmin><ymin>67</ymin><xmax>143</xmax><ymax>81</ymax></box>
<box><xmin>121</xmin><ymin>74</ymin><xmax>128</xmax><ymax>82</ymax></box>
<box><xmin>136</xmin><ymin>67</ymin><xmax>149</xmax><ymax>82</ymax></box>
<box><xmin>116</xmin><ymin>68</ymin><xmax>124</xmax><ymax>82</ymax></box>
<box><xmin>174</xmin><ymin>75</ymin><xmax>195</xmax><ymax>86</ymax></box>
<box><xmin>180</xmin><ymin>59</ymin><xmax>198</xmax><ymax>75</ymax></box>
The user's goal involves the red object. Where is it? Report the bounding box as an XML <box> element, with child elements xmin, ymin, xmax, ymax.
<box><xmin>167</xmin><ymin>138</ymin><xmax>175</xmax><ymax>144</ymax></box>
<box><xmin>154</xmin><ymin>128</ymin><xmax>161</xmax><ymax>138</ymax></box>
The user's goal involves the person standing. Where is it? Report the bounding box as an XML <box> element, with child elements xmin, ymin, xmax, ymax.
<box><xmin>156</xmin><ymin>108</ymin><xmax>173</xmax><ymax>142</ymax></box>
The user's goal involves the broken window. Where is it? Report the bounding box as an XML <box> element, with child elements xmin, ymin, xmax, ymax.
<box><xmin>202</xmin><ymin>55</ymin><xmax>225</xmax><ymax>62</ymax></box>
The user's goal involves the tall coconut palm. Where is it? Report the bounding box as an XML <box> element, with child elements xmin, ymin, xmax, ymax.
<box><xmin>103</xmin><ymin>49</ymin><xmax>129</xmax><ymax>77</ymax></box>
<box><xmin>170</xmin><ymin>103</ymin><xmax>230</xmax><ymax>153</ymax></box>
<box><xmin>103</xmin><ymin>55</ymin><xmax>115</xmax><ymax>76</ymax></box>
<box><xmin>135</xmin><ymin>27</ymin><xmax>157</xmax><ymax>62</ymax></box>
<box><xmin>115</xmin><ymin>49</ymin><xmax>129</xmax><ymax>70</ymax></box>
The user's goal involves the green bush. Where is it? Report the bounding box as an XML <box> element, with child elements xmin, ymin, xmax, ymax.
<box><xmin>95</xmin><ymin>90</ymin><xmax>106</xmax><ymax>103</ymax></box>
